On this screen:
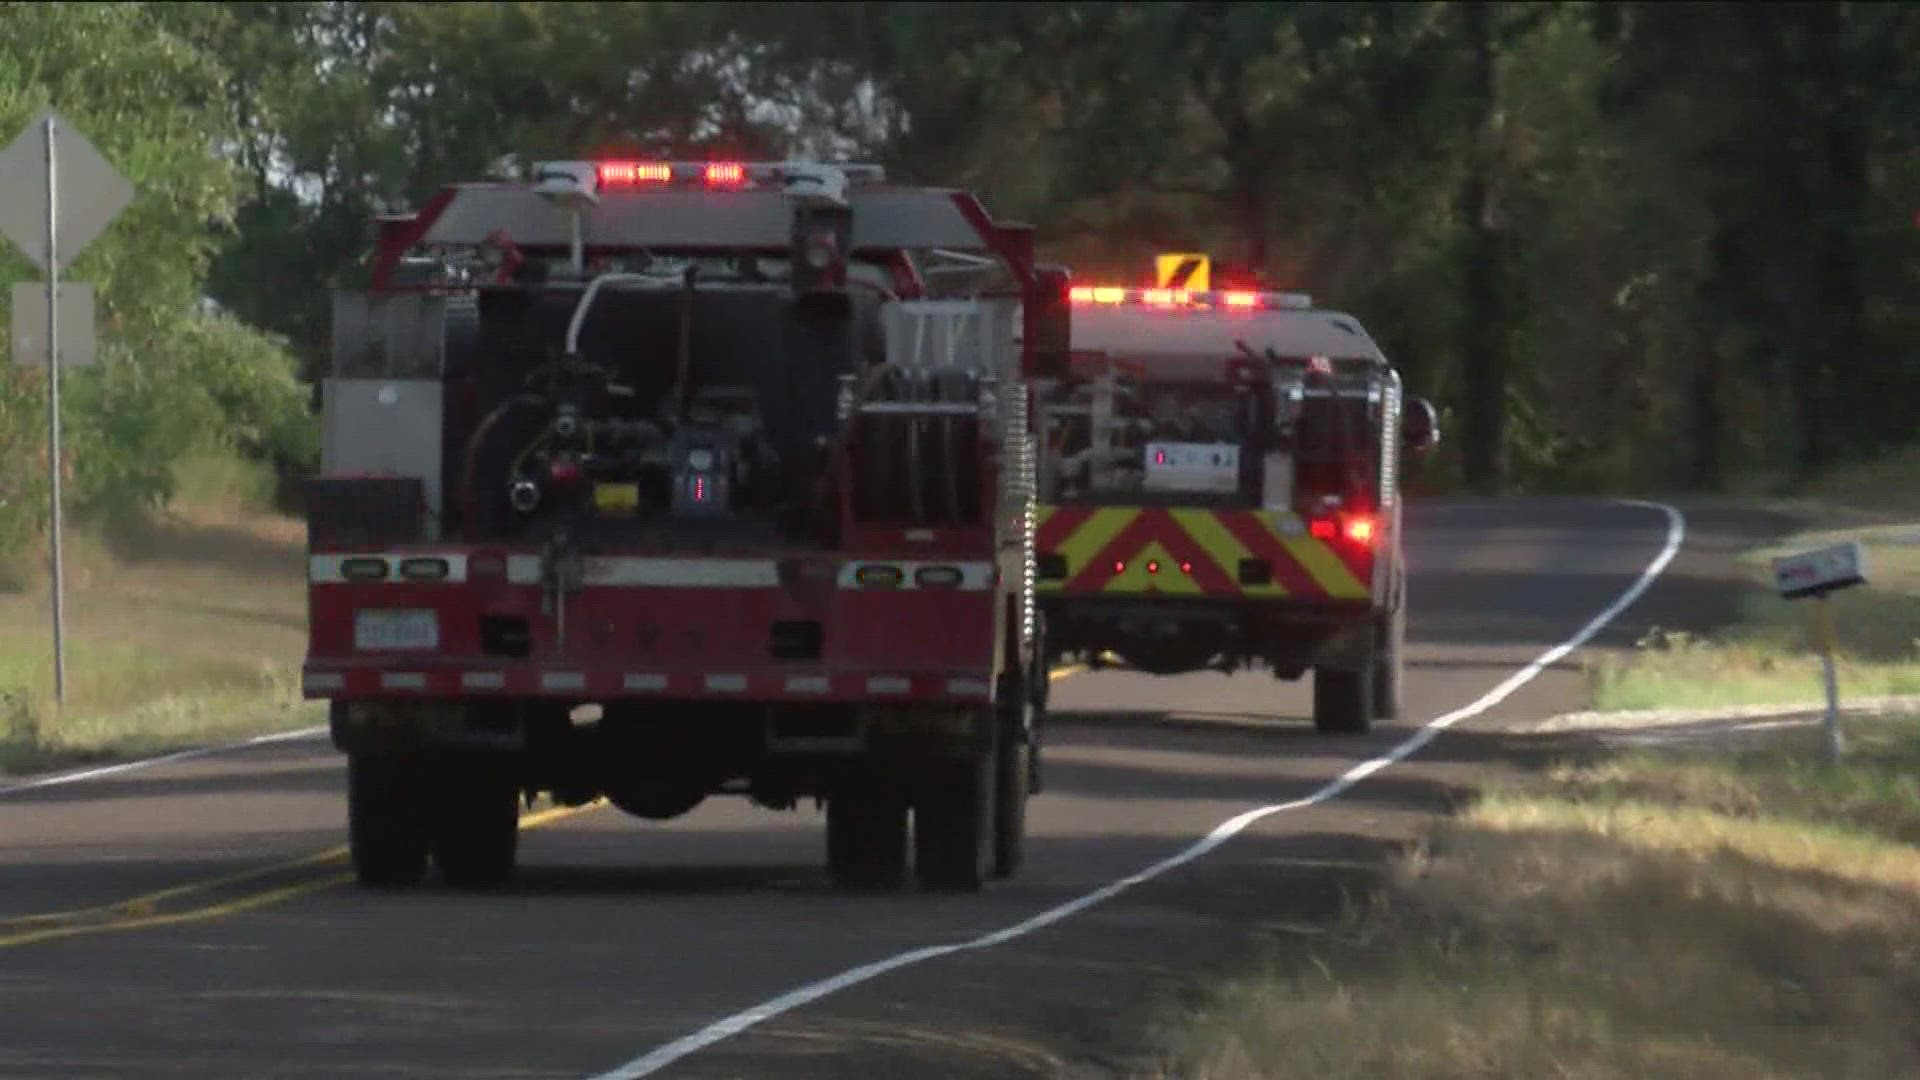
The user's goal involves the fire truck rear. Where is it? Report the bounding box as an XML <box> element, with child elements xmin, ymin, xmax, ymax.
<box><xmin>304</xmin><ymin>159</ymin><xmax>1067</xmax><ymax>892</ymax></box>
<box><xmin>1032</xmin><ymin>281</ymin><xmax>1437</xmax><ymax>733</ymax></box>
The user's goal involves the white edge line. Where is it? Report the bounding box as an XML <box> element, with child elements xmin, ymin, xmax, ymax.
<box><xmin>0</xmin><ymin>724</ymin><xmax>330</xmax><ymax>797</ymax></box>
<box><xmin>588</xmin><ymin>499</ymin><xmax>1686</xmax><ymax>1079</ymax></box>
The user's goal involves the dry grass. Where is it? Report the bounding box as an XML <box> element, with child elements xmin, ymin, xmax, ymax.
<box><xmin>0</xmin><ymin>452</ymin><xmax>317</xmax><ymax>776</ymax></box>
<box><xmin>1160</xmin><ymin>718</ymin><xmax>1920</xmax><ymax>1079</ymax></box>
<box><xmin>1590</xmin><ymin>525</ymin><xmax>1920</xmax><ymax>711</ymax></box>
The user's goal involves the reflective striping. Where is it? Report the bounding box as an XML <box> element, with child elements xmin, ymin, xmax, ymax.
<box><xmin>837</xmin><ymin>561</ymin><xmax>994</xmax><ymax>590</ymax></box>
<box><xmin>380</xmin><ymin>672</ymin><xmax>427</xmax><ymax>691</ymax></box>
<box><xmin>946</xmin><ymin>678</ymin><xmax>992</xmax><ymax>698</ymax></box>
<box><xmin>541</xmin><ymin>672</ymin><xmax>587</xmax><ymax>692</ymax></box>
<box><xmin>624</xmin><ymin>674</ymin><xmax>668</xmax><ymax>692</ymax></box>
<box><xmin>309</xmin><ymin>553</ymin><xmax>469</xmax><ymax>584</ymax></box>
<box><xmin>505</xmin><ymin>556</ymin><xmax>781</xmax><ymax>588</ymax></box>
<box><xmin>587</xmin><ymin>559</ymin><xmax>779</xmax><ymax>588</ymax></box>
<box><xmin>303</xmin><ymin>672</ymin><xmax>345</xmax><ymax>693</ymax></box>
<box><xmin>705</xmin><ymin>674</ymin><xmax>747</xmax><ymax>693</ymax></box>
<box><xmin>462</xmin><ymin>671</ymin><xmax>506</xmax><ymax>690</ymax></box>
<box><xmin>1035</xmin><ymin>504</ymin><xmax>1368</xmax><ymax>599</ymax></box>
<box><xmin>866</xmin><ymin>676</ymin><xmax>910</xmax><ymax>694</ymax></box>
<box><xmin>785</xmin><ymin>675</ymin><xmax>831</xmax><ymax>694</ymax></box>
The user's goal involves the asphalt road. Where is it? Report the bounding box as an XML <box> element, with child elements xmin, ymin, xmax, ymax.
<box><xmin>0</xmin><ymin>497</ymin><xmax>1736</xmax><ymax>1079</ymax></box>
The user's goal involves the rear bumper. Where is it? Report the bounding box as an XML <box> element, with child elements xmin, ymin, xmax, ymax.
<box><xmin>301</xmin><ymin>662</ymin><xmax>996</xmax><ymax>705</ymax></box>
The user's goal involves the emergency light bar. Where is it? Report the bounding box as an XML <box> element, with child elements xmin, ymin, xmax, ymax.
<box><xmin>531</xmin><ymin>160</ymin><xmax>887</xmax><ymax>195</ymax></box>
<box><xmin>1067</xmin><ymin>286</ymin><xmax>1313</xmax><ymax>311</ymax></box>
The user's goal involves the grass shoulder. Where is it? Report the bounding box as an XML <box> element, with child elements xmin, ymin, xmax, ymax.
<box><xmin>1159</xmin><ymin>717</ymin><xmax>1920</xmax><ymax>1078</ymax></box>
<box><xmin>1590</xmin><ymin>516</ymin><xmax>1920</xmax><ymax>712</ymax></box>
<box><xmin>0</xmin><ymin>451</ymin><xmax>317</xmax><ymax>778</ymax></box>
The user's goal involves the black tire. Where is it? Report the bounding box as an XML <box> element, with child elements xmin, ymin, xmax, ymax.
<box><xmin>347</xmin><ymin>754</ymin><xmax>429</xmax><ymax>888</ymax></box>
<box><xmin>429</xmin><ymin>764</ymin><xmax>521</xmax><ymax>889</ymax></box>
<box><xmin>1373</xmin><ymin>603</ymin><xmax>1406</xmax><ymax>720</ymax></box>
<box><xmin>1313</xmin><ymin>657</ymin><xmax>1376</xmax><ymax>735</ymax></box>
<box><xmin>993</xmin><ymin>730</ymin><xmax>1031</xmax><ymax>879</ymax></box>
<box><xmin>827</xmin><ymin>774</ymin><xmax>909</xmax><ymax>890</ymax></box>
<box><xmin>914</xmin><ymin>754</ymin><xmax>995</xmax><ymax>891</ymax></box>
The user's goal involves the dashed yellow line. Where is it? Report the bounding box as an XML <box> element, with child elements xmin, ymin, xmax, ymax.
<box><xmin>0</xmin><ymin>800</ymin><xmax>603</xmax><ymax>950</ymax></box>
<box><xmin>2</xmin><ymin>671</ymin><xmax>1097</xmax><ymax>951</ymax></box>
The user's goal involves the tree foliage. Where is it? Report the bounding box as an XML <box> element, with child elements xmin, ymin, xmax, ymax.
<box><xmin>5</xmin><ymin>0</ymin><xmax>1913</xmax><ymax>530</ymax></box>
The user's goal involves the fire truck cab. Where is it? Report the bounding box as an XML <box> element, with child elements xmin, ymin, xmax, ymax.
<box><xmin>1032</xmin><ymin>282</ymin><xmax>1437</xmax><ymax>733</ymax></box>
<box><xmin>306</xmin><ymin>159</ymin><xmax>1065</xmax><ymax>892</ymax></box>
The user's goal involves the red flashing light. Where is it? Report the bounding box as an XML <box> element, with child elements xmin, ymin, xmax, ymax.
<box><xmin>1092</xmin><ymin>286</ymin><xmax>1125</xmax><ymax>304</ymax></box>
<box><xmin>1070</xmin><ymin>286</ymin><xmax>1094</xmax><ymax>303</ymax></box>
<box><xmin>1345</xmin><ymin>515</ymin><xmax>1375</xmax><ymax>545</ymax></box>
<box><xmin>693</xmin><ymin>475</ymin><xmax>707</xmax><ymax>502</ymax></box>
<box><xmin>1223</xmin><ymin>291</ymin><xmax>1259</xmax><ymax>309</ymax></box>
<box><xmin>598</xmin><ymin>161</ymin><xmax>672</xmax><ymax>186</ymax></box>
<box><xmin>703</xmin><ymin>162</ymin><xmax>746</xmax><ymax>186</ymax></box>
<box><xmin>1309</xmin><ymin>518</ymin><xmax>1338</xmax><ymax>541</ymax></box>
<box><xmin>1144</xmin><ymin>288</ymin><xmax>1191</xmax><ymax>307</ymax></box>
<box><xmin>1154</xmin><ymin>448</ymin><xmax>1168</xmax><ymax>465</ymax></box>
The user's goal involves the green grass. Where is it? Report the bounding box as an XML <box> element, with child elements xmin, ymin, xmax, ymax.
<box><xmin>1160</xmin><ymin>718</ymin><xmax>1920</xmax><ymax>1079</ymax></box>
<box><xmin>1590</xmin><ymin>520</ymin><xmax>1920</xmax><ymax>712</ymax></box>
<box><xmin>0</xmin><ymin>450</ymin><xmax>317</xmax><ymax>777</ymax></box>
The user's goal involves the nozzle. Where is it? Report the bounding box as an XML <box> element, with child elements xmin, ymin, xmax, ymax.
<box><xmin>509</xmin><ymin>478</ymin><xmax>542</xmax><ymax>513</ymax></box>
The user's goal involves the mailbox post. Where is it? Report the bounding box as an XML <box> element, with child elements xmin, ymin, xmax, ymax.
<box><xmin>1771</xmin><ymin>541</ymin><xmax>1868</xmax><ymax>762</ymax></box>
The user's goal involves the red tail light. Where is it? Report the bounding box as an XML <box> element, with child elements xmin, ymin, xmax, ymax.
<box><xmin>1309</xmin><ymin>518</ymin><xmax>1338</xmax><ymax>541</ymax></box>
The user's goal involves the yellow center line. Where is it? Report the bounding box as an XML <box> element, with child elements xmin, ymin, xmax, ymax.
<box><xmin>2</xmin><ymin>670</ymin><xmax>1093</xmax><ymax>951</ymax></box>
<box><xmin>0</xmin><ymin>799</ymin><xmax>604</xmax><ymax>950</ymax></box>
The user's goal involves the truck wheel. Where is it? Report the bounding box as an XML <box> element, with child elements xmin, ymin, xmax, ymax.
<box><xmin>1313</xmin><ymin>658</ymin><xmax>1375</xmax><ymax>735</ymax></box>
<box><xmin>993</xmin><ymin>730</ymin><xmax>1031</xmax><ymax>878</ymax></box>
<box><xmin>915</xmin><ymin>754</ymin><xmax>995</xmax><ymax>892</ymax></box>
<box><xmin>429</xmin><ymin>765</ymin><xmax>520</xmax><ymax>889</ymax></box>
<box><xmin>347</xmin><ymin>754</ymin><xmax>429</xmax><ymax>888</ymax></box>
<box><xmin>827</xmin><ymin>774</ymin><xmax>908</xmax><ymax>890</ymax></box>
<box><xmin>1373</xmin><ymin>604</ymin><xmax>1406</xmax><ymax>720</ymax></box>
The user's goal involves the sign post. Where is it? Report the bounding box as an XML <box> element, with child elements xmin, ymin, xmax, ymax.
<box><xmin>1771</xmin><ymin>541</ymin><xmax>1868</xmax><ymax>763</ymax></box>
<box><xmin>0</xmin><ymin>109</ymin><xmax>133</xmax><ymax>706</ymax></box>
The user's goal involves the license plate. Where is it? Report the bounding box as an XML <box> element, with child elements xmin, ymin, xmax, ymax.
<box><xmin>354</xmin><ymin>609</ymin><xmax>439</xmax><ymax>652</ymax></box>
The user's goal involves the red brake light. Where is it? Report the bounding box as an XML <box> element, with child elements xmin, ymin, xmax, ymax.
<box><xmin>703</xmin><ymin>162</ymin><xmax>746</xmax><ymax>186</ymax></box>
<box><xmin>1223</xmin><ymin>291</ymin><xmax>1259</xmax><ymax>309</ymax></box>
<box><xmin>598</xmin><ymin>161</ymin><xmax>671</xmax><ymax>186</ymax></box>
<box><xmin>1309</xmin><ymin>518</ymin><xmax>1337</xmax><ymax>541</ymax></box>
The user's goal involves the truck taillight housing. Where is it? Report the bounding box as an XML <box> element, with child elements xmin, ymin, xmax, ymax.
<box><xmin>1310</xmin><ymin>513</ymin><xmax>1376</xmax><ymax>547</ymax></box>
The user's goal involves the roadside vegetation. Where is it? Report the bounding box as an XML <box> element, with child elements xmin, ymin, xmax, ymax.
<box><xmin>1589</xmin><ymin>516</ymin><xmax>1920</xmax><ymax>713</ymax></box>
<box><xmin>0</xmin><ymin>451</ymin><xmax>316</xmax><ymax>777</ymax></box>
<box><xmin>1161</xmin><ymin>717</ymin><xmax>1920</xmax><ymax>1078</ymax></box>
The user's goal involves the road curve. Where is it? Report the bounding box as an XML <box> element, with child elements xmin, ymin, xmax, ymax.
<box><xmin>0</xmin><ymin>497</ymin><xmax>1689</xmax><ymax>1079</ymax></box>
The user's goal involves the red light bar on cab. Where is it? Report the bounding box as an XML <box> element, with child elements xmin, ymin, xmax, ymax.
<box><xmin>1067</xmin><ymin>286</ymin><xmax>1312</xmax><ymax>311</ymax></box>
<box><xmin>703</xmin><ymin>162</ymin><xmax>746</xmax><ymax>186</ymax></box>
<box><xmin>596</xmin><ymin>161</ymin><xmax>673</xmax><ymax>186</ymax></box>
<box><xmin>536</xmin><ymin>160</ymin><xmax>888</xmax><ymax>193</ymax></box>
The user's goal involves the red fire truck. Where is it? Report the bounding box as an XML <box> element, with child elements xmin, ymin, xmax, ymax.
<box><xmin>305</xmin><ymin>160</ymin><xmax>1068</xmax><ymax>892</ymax></box>
<box><xmin>1032</xmin><ymin>279</ymin><xmax>1437</xmax><ymax>733</ymax></box>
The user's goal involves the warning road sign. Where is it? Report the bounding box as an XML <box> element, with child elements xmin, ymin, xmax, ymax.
<box><xmin>0</xmin><ymin>109</ymin><xmax>132</xmax><ymax>272</ymax></box>
<box><xmin>1155</xmin><ymin>253</ymin><xmax>1210</xmax><ymax>291</ymax></box>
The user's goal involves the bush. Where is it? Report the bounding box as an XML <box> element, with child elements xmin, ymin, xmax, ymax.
<box><xmin>0</xmin><ymin>308</ymin><xmax>316</xmax><ymax>547</ymax></box>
